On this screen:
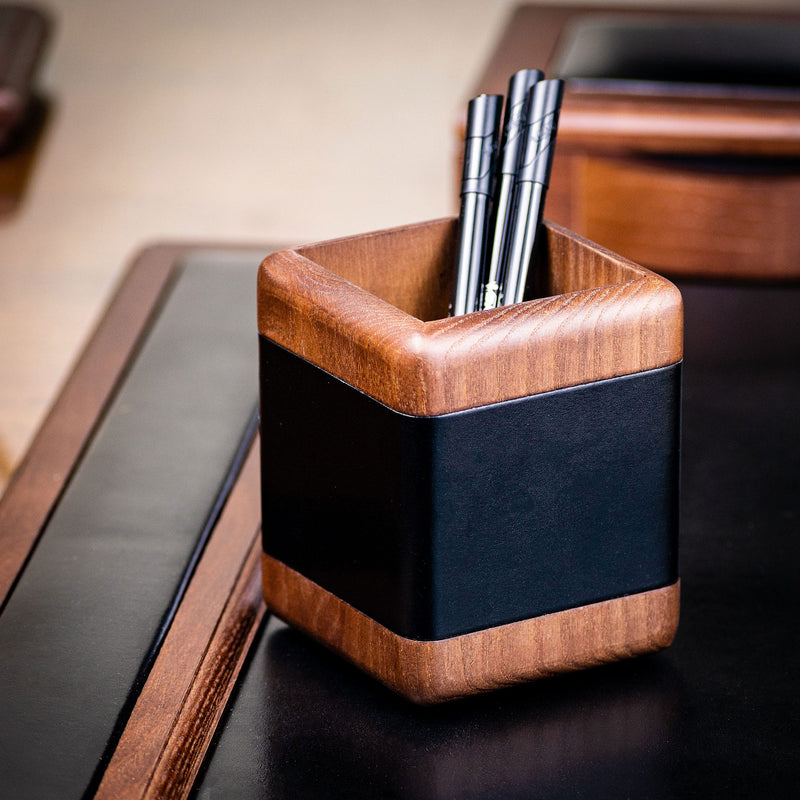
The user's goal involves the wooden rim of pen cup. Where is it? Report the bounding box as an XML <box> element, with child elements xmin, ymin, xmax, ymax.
<box><xmin>257</xmin><ymin>217</ymin><xmax>683</xmax><ymax>417</ymax></box>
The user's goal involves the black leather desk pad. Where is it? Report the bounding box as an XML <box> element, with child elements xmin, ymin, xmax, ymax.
<box><xmin>194</xmin><ymin>280</ymin><xmax>800</xmax><ymax>799</ymax></box>
<box><xmin>552</xmin><ymin>15</ymin><xmax>800</xmax><ymax>98</ymax></box>
<box><xmin>0</xmin><ymin>250</ymin><xmax>262</xmax><ymax>799</ymax></box>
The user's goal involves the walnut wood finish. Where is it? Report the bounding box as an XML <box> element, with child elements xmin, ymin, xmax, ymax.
<box><xmin>258</xmin><ymin>217</ymin><xmax>682</xmax><ymax>417</ymax></box>
<box><xmin>96</xmin><ymin>444</ymin><xmax>266</xmax><ymax>800</ymax></box>
<box><xmin>262</xmin><ymin>553</ymin><xmax>680</xmax><ymax>705</ymax></box>
<box><xmin>575</xmin><ymin>155</ymin><xmax>800</xmax><ymax>279</ymax></box>
<box><xmin>473</xmin><ymin>4</ymin><xmax>800</xmax><ymax>280</ymax></box>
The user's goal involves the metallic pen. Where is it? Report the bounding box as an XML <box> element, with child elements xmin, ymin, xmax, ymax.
<box><xmin>480</xmin><ymin>68</ymin><xmax>543</xmax><ymax>310</ymax></box>
<box><xmin>500</xmin><ymin>78</ymin><xmax>563</xmax><ymax>306</ymax></box>
<box><xmin>451</xmin><ymin>93</ymin><xmax>502</xmax><ymax>317</ymax></box>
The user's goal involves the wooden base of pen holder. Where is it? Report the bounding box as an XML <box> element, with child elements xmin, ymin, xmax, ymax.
<box><xmin>257</xmin><ymin>217</ymin><xmax>683</xmax><ymax>704</ymax></box>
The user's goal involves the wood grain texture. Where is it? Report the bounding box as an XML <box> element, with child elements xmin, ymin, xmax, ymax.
<box><xmin>95</xmin><ymin>443</ymin><xmax>266</xmax><ymax>800</ymax></box>
<box><xmin>556</xmin><ymin>98</ymin><xmax>800</xmax><ymax>158</ymax></box>
<box><xmin>577</xmin><ymin>155</ymin><xmax>800</xmax><ymax>280</ymax></box>
<box><xmin>262</xmin><ymin>553</ymin><xmax>680</xmax><ymax>705</ymax></box>
<box><xmin>0</xmin><ymin>244</ymin><xmax>183</xmax><ymax>607</ymax></box>
<box><xmin>257</xmin><ymin>217</ymin><xmax>682</xmax><ymax>417</ymax></box>
<box><xmin>472</xmin><ymin>4</ymin><xmax>800</xmax><ymax>279</ymax></box>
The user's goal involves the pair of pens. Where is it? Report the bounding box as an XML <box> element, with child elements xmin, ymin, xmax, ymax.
<box><xmin>450</xmin><ymin>71</ymin><xmax>563</xmax><ymax>315</ymax></box>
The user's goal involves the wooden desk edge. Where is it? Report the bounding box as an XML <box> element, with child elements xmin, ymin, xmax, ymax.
<box><xmin>95</xmin><ymin>443</ymin><xmax>266</xmax><ymax>800</ymax></box>
<box><xmin>0</xmin><ymin>241</ymin><xmax>276</xmax><ymax>799</ymax></box>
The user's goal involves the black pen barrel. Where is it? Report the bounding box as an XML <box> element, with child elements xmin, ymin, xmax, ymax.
<box><xmin>452</xmin><ymin>93</ymin><xmax>502</xmax><ymax>316</ymax></box>
<box><xmin>517</xmin><ymin>79</ymin><xmax>563</xmax><ymax>188</ymax></box>
<box><xmin>481</xmin><ymin>69</ymin><xmax>543</xmax><ymax>310</ymax></box>
<box><xmin>500</xmin><ymin>78</ymin><xmax>563</xmax><ymax>306</ymax></box>
<box><xmin>454</xmin><ymin>194</ymin><xmax>489</xmax><ymax>316</ymax></box>
<box><xmin>500</xmin><ymin>180</ymin><xmax>534</xmax><ymax>309</ymax></box>
<box><xmin>508</xmin><ymin>182</ymin><xmax>545</xmax><ymax>304</ymax></box>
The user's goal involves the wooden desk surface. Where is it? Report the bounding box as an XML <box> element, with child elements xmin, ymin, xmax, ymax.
<box><xmin>2</xmin><ymin>6</ymin><xmax>799</xmax><ymax>794</ymax></box>
<box><xmin>0</xmin><ymin>0</ymin><xmax>517</xmax><ymax>495</ymax></box>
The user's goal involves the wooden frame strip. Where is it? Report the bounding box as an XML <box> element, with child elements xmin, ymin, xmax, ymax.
<box><xmin>95</xmin><ymin>442</ymin><xmax>266</xmax><ymax>800</ymax></box>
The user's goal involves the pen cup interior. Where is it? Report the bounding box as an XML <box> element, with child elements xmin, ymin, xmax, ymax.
<box><xmin>290</xmin><ymin>216</ymin><xmax>653</xmax><ymax>322</ymax></box>
<box><xmin>293</xmin><ymin>218</ymin><xmax>457</xmax><ymax>322</ymax></box>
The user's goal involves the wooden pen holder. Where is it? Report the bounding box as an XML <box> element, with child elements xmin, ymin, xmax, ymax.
<box><xmin>257</xmin><ymin>218</ymin><xmax>683</xmax><ymax>704</ymax></box>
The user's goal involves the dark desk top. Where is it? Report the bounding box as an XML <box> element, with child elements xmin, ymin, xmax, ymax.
<box><xmin>0</xmin><ymin>240</ymin><xmax>798</xmax><ymax>798</ymax></box>
<box><xmin>194</xmin><ymin>279</ymin><xmax>800</xmax><ymax>799</ymax></box>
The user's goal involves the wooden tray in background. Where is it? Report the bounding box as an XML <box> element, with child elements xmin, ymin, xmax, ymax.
<box><xmin>472</xmin><ymin>4</ymin><xmax>800</xmax><ymax>280</ymax></box>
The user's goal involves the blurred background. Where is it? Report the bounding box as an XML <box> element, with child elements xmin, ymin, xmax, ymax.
<box><xmin>0</xmin><ymin>0</ymin><xmax>796</xmax><ymax>494</ymax></box>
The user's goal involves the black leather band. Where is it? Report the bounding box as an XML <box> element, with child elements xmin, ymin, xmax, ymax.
<box><xmin>261</xmin><ymin>336</ymin><xmax>681</xmax><ymax>640</ymax></box>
